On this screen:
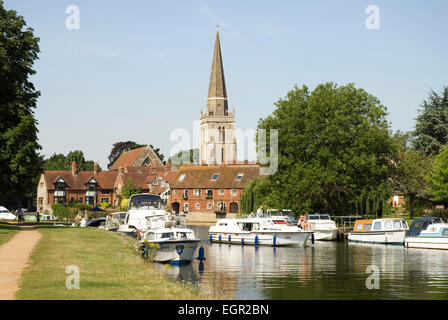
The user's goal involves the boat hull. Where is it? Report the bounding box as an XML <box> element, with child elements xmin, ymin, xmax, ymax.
<box><xmin>209</xmin><ymin>231</ymin><xmax>312</xmax><ymax>246</ymax></box>
<box><xmin>313</xmin><ymin>229</ymin><xmax>338</xmax><ymax>241</ymax></box>
<box><xmin>348</xmin><ymin>230</ymin><xmax>406</xmax><ymax>245</ymax></box>
<box><xmin>405</xmin><ymin>236</ymin><xmax>448</xmax><ymax>250</ymax></box>
<box><xmin>148</xmin><ymin>240</ymin><xmax>200</xmax><ymax>264</ymax></box>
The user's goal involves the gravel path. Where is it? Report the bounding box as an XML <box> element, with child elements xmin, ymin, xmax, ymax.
<box><xmin>0</xmin><ymin>225</ymin><xmax>41</xmax><ymax>300</ymax></box>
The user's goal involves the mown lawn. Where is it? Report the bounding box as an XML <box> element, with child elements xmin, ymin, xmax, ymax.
<box><xmin>17</xmin><ymin>226</ymin><xmax>204</xmax><ymax>300</ymax></box>
<box><xmin>0</xmin><ymin>222</ymin><xmax>19</xmax><ymax>245</ymax></box>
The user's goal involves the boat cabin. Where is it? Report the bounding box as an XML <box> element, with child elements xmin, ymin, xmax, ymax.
<box><xmin>352</xmin><ymin>218</ymin><xmax>408</xmax><ymax>233</ymax></box>
<box><xmin>306</xmin><ymin>213</ymin><xmax>331</xmax><ymax>221</ymax></box>
<box><xmin>145</xmin><ymin>229</ymin><xmax>196</xmax><ymax>241</ymax></box>
<box><xmin>407</xmin><ymin>216</ymin><xmax>444</xmax><ymax>236</ymax></box>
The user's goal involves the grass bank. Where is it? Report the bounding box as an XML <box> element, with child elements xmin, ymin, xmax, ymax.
<box><xmin>17</xmin><ymin>226</ymin><xmax>203</xmax><ymax>300</ymax></box>
<box><xmin>0</xmin><ymin>222</ymin><xmax>19</xmax><ymax>245</ymax></box>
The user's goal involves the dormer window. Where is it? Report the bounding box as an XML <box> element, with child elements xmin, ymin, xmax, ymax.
<box><xmin>178</xmin><ymin>174</ymin><xmax>186</xmax><ymax>182</ymax></box>
<box><xmin>211</xmin><ymin>173</ymin><xmax>219</xmax><ymax>181</ymax></box>
<box><xmin>235</xmin><ymin>173</ymin><xmax>244</xmax><ymax>181</ymax></box>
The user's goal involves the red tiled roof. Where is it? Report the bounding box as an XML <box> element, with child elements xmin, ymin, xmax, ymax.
<box><xmin>170</xmin><ymin>164</ymin><xmax>262</xmax><ymax>189</ymax></box>
<box><xmin>43</xmin><ymin>170</ymin><xmax>118</xmax><ymax>190</ymax></box>
<box><xmin>110</xmin><ymin>147</ymin><xmax>146</xmax><ymax>170</ymax></box>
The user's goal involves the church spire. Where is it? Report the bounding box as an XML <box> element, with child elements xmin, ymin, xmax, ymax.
<box><xmin>207</xmin><ymin>28</ymin><xmax>228</xmax><ymax>115</ymax></box>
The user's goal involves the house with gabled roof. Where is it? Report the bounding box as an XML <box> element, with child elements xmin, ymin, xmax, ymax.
<box><xmin>109</xmin><ymin>145</ymin><xmax>167</xmax><ymax>170</ymax></box>
<box><xmin>37</xmin><ymin>161</ymin><xmax>118</xmax><ymax>214</ymax></box>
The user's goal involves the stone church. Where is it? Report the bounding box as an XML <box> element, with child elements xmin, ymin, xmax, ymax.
<box><xmin>200</xmin><ymin>28</ymin><xmax>237</xmax><ymax>165</ymax></box>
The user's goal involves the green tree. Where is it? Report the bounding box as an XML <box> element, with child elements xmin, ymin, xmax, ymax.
<box><xmin>391</xmin><ymin>140</ymin><xmax>432</xmax><ymax>218</ymax></box>
<box><xmin>43</xmin><ymin>151</ymin><xmax>101</xmax><ymax>171</ymax></box>
<box><xmin>255</xmin><ymin>83</ymin><xmax>395</xmax><ymax>215</ymax></box>
<box><xmin>0</xmin><ymin>1</ymin><xmax>42</xmax><ymax>207</ymax></box>
<box><xmin>426</xmin><ymin>145</ymin><xmax>448</xmax><ymax>205</ymax></box>
<box><xmin>412</xmin><ymin>86</ymin><xmax>448</xmax><ymax>155</ymax></box>
<box><xmin>122</xmin><ymin>179</ymin><xmax>142</xmax><ymax>199</ymax></box>
<box><xmin>168</xmin><ymin>148</ymin><xmax>199</xmax><ymax>166</ymax></box>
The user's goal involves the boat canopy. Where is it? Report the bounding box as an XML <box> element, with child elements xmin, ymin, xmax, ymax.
<box><xmin>128</xmin><ymin>194</ymin><xmax>163</xmax><ymax>210</ymax></box>
<box><xmin>407</xmin><ymin>216</ymin><xmax>443</xmax><ymax>236</ymax></box>
<box><xmin>306</xmin><ymin>213</ymin><xmax>331</xmax><ymax>220</ymax></box>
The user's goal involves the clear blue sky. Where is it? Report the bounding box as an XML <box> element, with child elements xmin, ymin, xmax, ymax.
<box><xmin>5</xmin><ymin>0</ymin><xmax>448</xmax><ymax>168</ymax></box>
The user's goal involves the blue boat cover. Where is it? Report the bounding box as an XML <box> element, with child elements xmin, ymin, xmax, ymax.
<box><xmin>407</xmin><ymin>216</ymin><xmax>443</xmax><ymax>236</ymax></box>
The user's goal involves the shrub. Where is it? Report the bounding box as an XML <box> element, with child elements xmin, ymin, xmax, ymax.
<box><xmin>121</xmin><ymin>198</ymin><xmax>129</xmax><ymax>211</ymax></box>
<box><xmin>51</xmin><ymin>203</ymin><xmax>70</xmax><ymax>222</ymax></box>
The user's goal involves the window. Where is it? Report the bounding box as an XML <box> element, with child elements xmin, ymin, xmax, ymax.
<box><xmin>102</xmin><ymin>190</ymin><xmax>110</xmax><ymax>194</ymax></box>
<box><xmin>183</xmin><ymin>203</ymin><xmax>189</xmax><ymax>212</ymax></box>
<box><xmin>207</xmin><ymin>203</ymin><xmax>212</xmax><ymax>209</ymax></box>
<box><xmin>195</xmin><ymin>203</ymin><xmax>200</xmax><ymax>210</ymax></box>
<box><xmin>393</xmin><ymin>220</ymin><xmax>402</xmax><ymax>229</ymax></box>
<box><xmin>211</xmin><ymin>173</ymin><xmax>219</xmax><ymax>181</ymax></box>
<box><xmin>373</xmin><ymin>222</ymin><xmax>382</xmax><ymax>230</ymax></box>
<box><xmin>231</xmin><ymin>189</ymin><xmax>237</xmax><ymax>197</ymax></box>
<box><xmin>402</xmin><ymin>221</ymin><xmax>408</xmax><ymax>229</ymax></box>
<box><xmin>194</xmin><ymin>189</ymin><xmax>202</xmax><ymax>196</ymax></box>
<box><xmin>101</xmin><ymin>198</ymin><xmax>109</xmax><ymax>203</ymax></box>
<box><xmin>364</xmin><ymin>224</ymin><xmax>372</xmax><ymax>231</ymax></box>
<box><xmin>218</xmin><ymin>189</ymin><xmax>224</xmax><ymax>196</ymax></box>
<box><xmin>178</xmin><ymin>174</ymin><xmax>186</xmax><ymax>182</ymax></box>
<box><xmin>235</xmin><ymin>173</ymin><xmax>244</xmax><ymax>181</ymax></box>
<box><xmin>206</xmin><ymin>189</ymin><xmax>213</xmax><ymax>199</ymax></box>
<box><xmin>38</xmin><ymin>197</ymin><xmax>43</xmax><ymax>205</ymax></box>
<box><xmin>356</xmin><ymin>223</ymin><xmax>363</xmax><ymax>230</ymax></box>
<box><xmin>385</xmin><ymin>221</ymin><xmax>392</xmax><ymax>230</ymax></box>
<box><xmin>173</xmin><ymin>189</ymin><xmax>178</xmax><ymax>195</ymax></box>
<box><xmin>442</xmin><ymin>229</ymin><xmax>448</xmax><ymax>236</ymax></box>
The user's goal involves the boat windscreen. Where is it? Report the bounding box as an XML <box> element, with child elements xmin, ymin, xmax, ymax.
<box><xmin>129</xmin><ymin>194</ymin><xmax>162</xmax><ymax>210</ymax></box>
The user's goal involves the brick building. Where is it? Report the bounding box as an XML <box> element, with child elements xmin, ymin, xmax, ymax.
<box><xmin>169</xmin><ymin>163</ymin><xmax>261</xmax><ymax>215</ymax></box>
<box><xmin>37</xmin><ymin>162</ymin><xmax>118</xmax><ymax>213</ymax></box>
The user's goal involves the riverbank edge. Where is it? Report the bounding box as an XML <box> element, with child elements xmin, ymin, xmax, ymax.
<box><xmin>15</xmin><ymin>225</ymin><xmax>206</xmax><ymax>300</ymax></box>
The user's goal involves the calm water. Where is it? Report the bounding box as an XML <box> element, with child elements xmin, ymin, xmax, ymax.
<box><xmin>153</xmin><ymin>225</ymin><xmax>448</xmax><ymax>300</ymax></box>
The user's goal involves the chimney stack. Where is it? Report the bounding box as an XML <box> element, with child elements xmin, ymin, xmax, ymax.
<box><xmin>94</xmin><ymin>162</ymin><xmax>98</xmax><ymax>175</ymax></box>
<box><xmin>72</xmin><ymin>161</ymin><xmax>76</xmax><ymax>176</ymax></box>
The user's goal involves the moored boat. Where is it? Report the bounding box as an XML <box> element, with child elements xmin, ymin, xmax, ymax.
<box><xmin>348</xmin><ymin>218</ymin><xmax>409</xmax><ymax>245</ymax></box>
<box><xmin>141</xmin><ymin>214</ymin><xmax>200</xmax><ymax>264</ymax></box>
<box><xmin>208</xmin><ymin>217</ymin><xmax>313</xmax><ymax>246</ymax></box>
<box><xmin>405</xmin><ymin>216</ymin><xmax>448</xmax><ymax>250</ymax></box>
<box><xmin>306</xmin><ymin>213</ymin><xmax>338</xmax><ymax>241</ymax></box>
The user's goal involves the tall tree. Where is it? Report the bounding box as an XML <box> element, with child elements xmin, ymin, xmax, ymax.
<box><xmin>0</xmin><ymin>1</ymin><xmax>42</xmax><ymax>207</ymax></box>
<box><xmin>391</xmin><ymin>133</ymin><xmax>432</xmax><ymax>218</ymax></box>
<box><xmin>412</xmin><ymin>86</ymin><xmax>448</xmax><ymax>155</ymax></box>
<box><xmin>255</xmin><ymin>83</ymin><xmax>395</xmax><ymax>215</ymax></box>
<box><xmin>426</xmin><ymin>145</ymin><xmax>448</xmax><ymax>206</ymax></box>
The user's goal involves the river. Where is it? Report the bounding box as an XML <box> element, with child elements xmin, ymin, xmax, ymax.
<box><xmin>152</xmin><ymin>225</ymin><xmax>448</xmax><ymax>299</ymax></box>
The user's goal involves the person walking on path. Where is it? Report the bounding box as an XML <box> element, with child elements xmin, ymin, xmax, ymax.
<box><xmin>16</xmin><ymin>208</ymin><xmax>23</xmax><ymax>225</ymax></box>
<box><xmin>36</xmin><ymin>212</ymin><xmax>40</xmax><ymax>223</ymax></box>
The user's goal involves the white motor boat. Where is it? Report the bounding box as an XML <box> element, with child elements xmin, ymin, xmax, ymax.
<box><xmin>306</xmin><ymin>213</ymin><xmax>338</xmax><ymax>241</ymax></box>
<box><xmin>0</xmin><ymin>206</ymin><xmax>17</xmax><ymax>220</ymax></box>
<box><xmin>141</xmin><ymin>214</ymin><xmax>200</xmax><ymax>264</ymax></box>
<box><xmin>208</xmin><ymin>217</ymin><xmax>313</xmax><ymax>246</ymax></box>
<box><xmin>118</xmin><ymin>194</ymin><xmax>167</xmax><ymax>235</ymax></box>
<box><xmin>348</xmin><ymin>218</ymin><xmax>409</xmax><ymax>245</ymax></box>
<box><xmin>405</xmin><ymin>216</ymin><xmax>448</xmax><ymax>250</ymax></box>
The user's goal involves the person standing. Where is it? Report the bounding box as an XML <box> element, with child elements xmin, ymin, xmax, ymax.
<box><xmin>36</xmin><ymin>212</ymin><xmax>40</xmax><ymax>223</ymax></box>
<box><xmin>256</xmin><ymin>205</ymin><xmax>264</xmax><ymax>218</ymax></box>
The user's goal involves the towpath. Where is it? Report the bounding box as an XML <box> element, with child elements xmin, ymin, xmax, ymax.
<box><xmin>0</xmin><ymin>225</ymin><xmax>41</xmax><ymax>299</ymax></box>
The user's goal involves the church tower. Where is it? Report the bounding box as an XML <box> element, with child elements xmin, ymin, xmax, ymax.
<box><xmin>200</xmin><ymin>28</ymin><xmax>237</xmax><ymax>165</ymax></box>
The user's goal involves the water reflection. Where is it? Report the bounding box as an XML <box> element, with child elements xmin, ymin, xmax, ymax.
<box><xmin>157</xmin><ymin>226</ymin><xmax>448</xmax><ymax>300</ymax></box>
